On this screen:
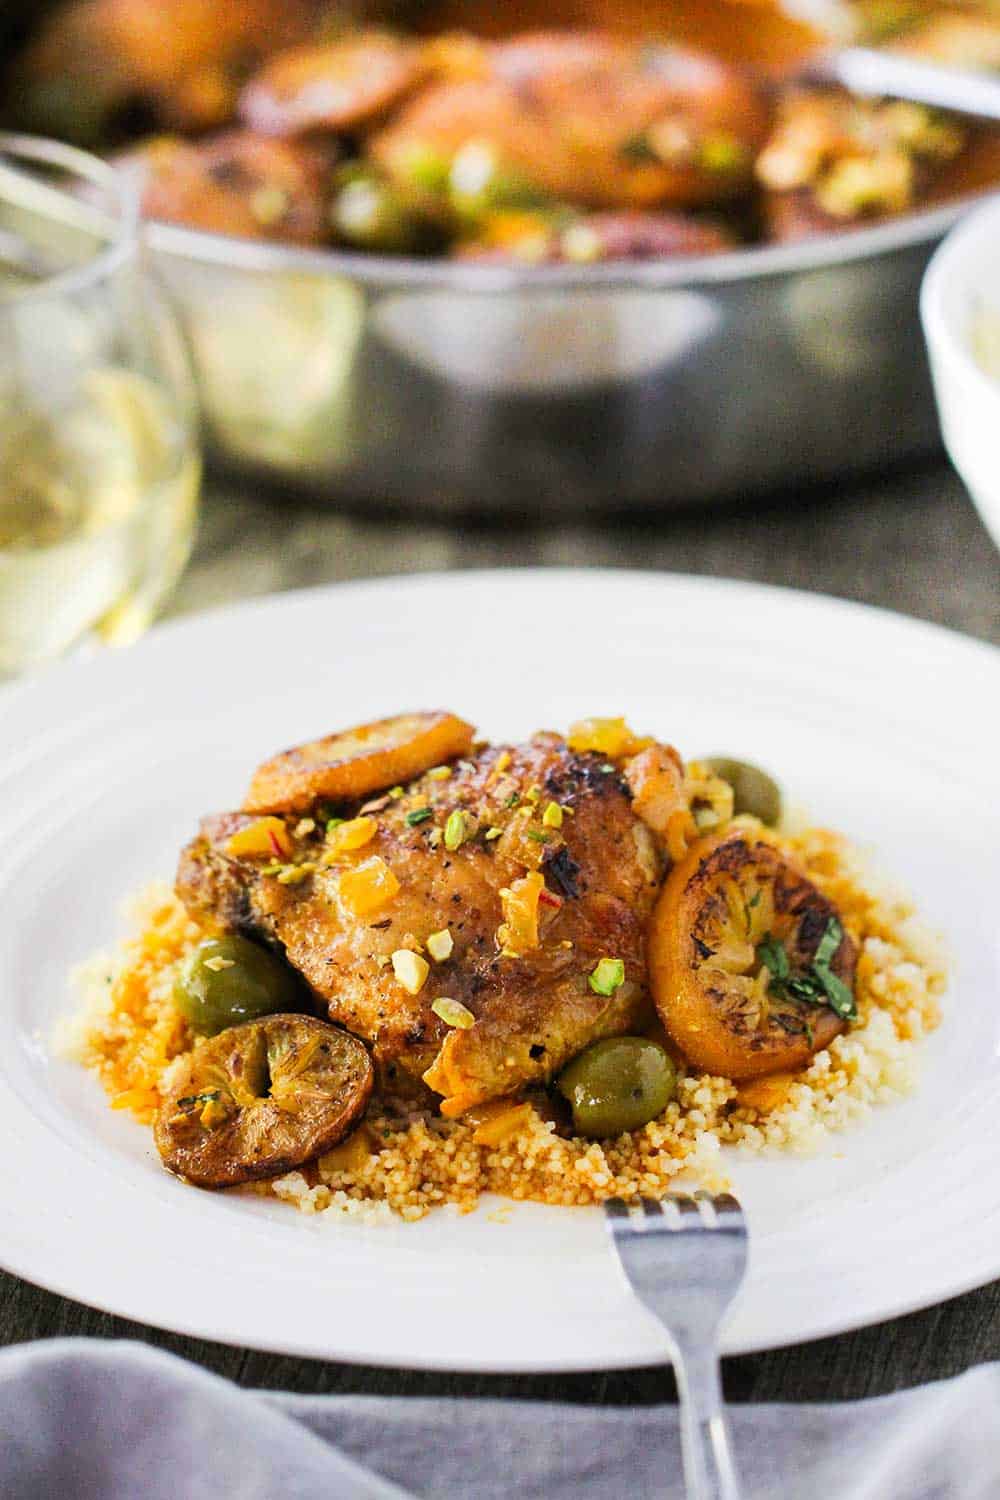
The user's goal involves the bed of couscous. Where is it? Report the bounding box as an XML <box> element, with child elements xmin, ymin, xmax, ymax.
<box><xmin>58</xmin><ymin>816</ymin><xmax>945</xmax><ymax>1224</ymax></box>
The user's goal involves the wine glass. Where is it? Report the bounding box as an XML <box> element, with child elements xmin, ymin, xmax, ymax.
<box><xmin>0</xmin><ymin>132</ymin><xmax>201</xmax><ymax>678</ymax></box>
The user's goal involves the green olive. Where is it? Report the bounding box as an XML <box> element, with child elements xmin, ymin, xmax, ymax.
<box><xmin>703</xmin><ymin>757</ymin><xmax>782</xmax><ymax>827</ymax></box>
<box><xmin>174</xmin><ymin>935</ymin><xmax>303</xmax><ymax>1036</ymax></box>
<box><xmin>556</xmin><ymin>1037</ymin><xmax>676</xmax><ymax>1138</ymax></box>
<box><xmin>331</xmin><ymin>177</ymin><xmax>434</xmax><ymax>254</ymax></box>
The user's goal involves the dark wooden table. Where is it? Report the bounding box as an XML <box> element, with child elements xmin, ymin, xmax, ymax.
<box><xmin>4</xmin><ymin>460</ymin><xmax>999</xmax><ymax>1404</ymax></box>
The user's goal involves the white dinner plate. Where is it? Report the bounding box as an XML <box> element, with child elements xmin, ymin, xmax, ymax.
<box><xmin>1</xmin><ymin>570</ymin><xmax>998</xmax><ymax>1372</ymax></box>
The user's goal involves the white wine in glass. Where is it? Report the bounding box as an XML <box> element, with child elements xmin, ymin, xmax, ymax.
<box><xmin>0</xmin><ymin>135</ymin><xmax>201</xmax><ymax>678</ymax></box>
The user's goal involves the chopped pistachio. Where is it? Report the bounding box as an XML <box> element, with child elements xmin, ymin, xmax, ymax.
<box><xmin>526</xmin><ymin>829</ymin><xmax>549</xmax><ymax>843</ymax></box>
<box><xmin>484</xmin><ymin>826</ymin><xmax>503</xmax><ymax>841</ymax></box>
<box><xmin>589</xmin><ymin>957</ymin><xmax>626</xmax><ymax>996</ymax></box>
<box><xmin>202</xmin><ymin>956</ymin><xmax>235</xmax><ymax>973</ymax></box>
<box><xmin>427</xmin><ymin>765</ymin><xmax>452</xmax><ymax>781</ymax></box>
<box><xmin>277</xmin><ymin>862</ymin><xmax>315</xmax><ymax>885</ymax></box>
<box><xmin>426</xmin><ymin>928</ymin><xmax>454</xmax><ymax>962</ymax></box>
<box><xmin>432</xmin><ymin>997</ymin><xmax>475</xmax><ymax>1030</ymax></box>
<box><xmin>444</xmin><ymin>809</ymin><xmax>474</xmax><ymax>851</ymax></box>
<box><xmin>388</xmin><ymin>786</ymin><xmax>404</xmax><ymax>800</ymax></box>
<box><xmin>542</xmin><ymin>801</ymin><xmax>563</xmax><ymax>829</ymax></box>
<box><xmin>406</xmin><ymin>806</ymin><xmax>433</xmax><ymax>827</ymax></box>
<box><xmin>700</xmin><ymin>132</ymin><xmax>745</xmax><ymax>173</ymax></box>
<box><xmin>391</xmin><ymin>949</ymin><xmax>430</xmax><ymax>995</ymax></box>
<box><xmin>495</xmin><ymin>750</ymin><xmax>512</xmax><ymax>773</ymax></box>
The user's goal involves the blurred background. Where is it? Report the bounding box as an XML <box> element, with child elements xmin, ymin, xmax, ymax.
<box><xmin>0</xmin><ymin>0</ymin><xmax>997</xmax><ymax>677</ymax></box>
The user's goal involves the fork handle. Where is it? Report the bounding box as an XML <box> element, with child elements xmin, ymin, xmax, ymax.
<box><xmin>671</xmin><ymin>1339</ymin><xmax>743</xmax><ymax>1500</ymax></box>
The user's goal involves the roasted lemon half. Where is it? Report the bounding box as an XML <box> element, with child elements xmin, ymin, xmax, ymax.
<box><xmin>155</xmin><ymin>1014</ymin><xmax>373</xmax><ymax>1187</ymax></box>
<box><xmin>649</xmin><ymin>830</ymin><xmax>856</xmax><ymax>1080</ymax></box>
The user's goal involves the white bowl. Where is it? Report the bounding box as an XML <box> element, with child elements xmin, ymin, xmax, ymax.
<box><xmin>921</xmin><ymin>193</ymin><xmax>1000</xmax><ymax>552</ymax></box>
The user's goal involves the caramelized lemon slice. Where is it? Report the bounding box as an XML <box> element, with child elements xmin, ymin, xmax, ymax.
<box><xmin>648</xmin><ymin>831</ymin><xmax>855</xmax><ymax>1080</ymax></box>
<box><xmin>244</xmin><ymin>710</ymin><xmax>475</xmax><ymax>815</ymax></box>
<box><xmin>154</xmin><ymin>1015</ymin><xmax>373</xmax><ymax>1187</ymax></box>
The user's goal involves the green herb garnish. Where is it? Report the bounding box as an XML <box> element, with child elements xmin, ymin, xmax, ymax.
<box><xmin>812</xmin><ymin>962</ymin><xmax>856</xmax><ymax>1019</ymax></box>
<box><xmin>756</xmin><ymin>933</ymin><xmax>789</xmax><ymax>983</ymax></box>
<box><xmin>810</xmin><ymin>918</ymin><xmax>856</xmax><ymax>1019</ymax></box>
<box><xmin>813</xmin><ymin>919</ymin><xmax>843</xmax><ymax>970</ymax></box>
<box><xmin>620</xmin><ymin>131</ymin><xmax>660</xmax><ymax>165</ymax></box>
<box><xmin>756</xmin><ymin>918</ymin><xmax>856</xmax><ymax>1022</ymax></box>
<box><xmin>525</xmin><ymin>829</ymin><xmax>550</xmax><ymax>843</ymax></box>
<box><xmin>405</xmin><ymin>807</ymin><xmax>433</xmax><ymax>827</ymax></box>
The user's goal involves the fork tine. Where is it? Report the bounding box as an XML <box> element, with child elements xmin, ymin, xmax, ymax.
<box><xmin>669</xmin><ymin>1193</ymin><xmax>701</xmax><ymax>1220</ymax></box>
<box><xmin>710</xmin><ymin>1192</ymin><xmax>746</xmax><ymax>1229</ymax></box>
<box><xmin>693</xmin><ymin>1190</ymin><xmax>718</xmax><ymax>1226</ymax></box>
<box><xmin>711</xmin><ymin>1192</ymin><xmax>743</xmax><ymax>1215</ymax></box>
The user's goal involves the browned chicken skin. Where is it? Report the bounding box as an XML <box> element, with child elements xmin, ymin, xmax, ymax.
<box><xmin>177</xmin><ymin>734</ymin><xmax>670</xmax><ymax>1114</ymax></box>
<box><xmin>11</xmin><ymin>0</ymin><xmax>326</xmax><ymax>142</ymax></box>
<box><xmin>239</xmin><ymin>31</ymin><xmax>427</xmax><ymax>138</ymax></box>
<box><xmin>123</xmin><ymin>131</ymin><xmax>334</xmax><ymax>243</ymax></box>
<box><xmin>373</xmin><ymin>32</ymin><xmax>770</xmax><ymax>210</ymax></box>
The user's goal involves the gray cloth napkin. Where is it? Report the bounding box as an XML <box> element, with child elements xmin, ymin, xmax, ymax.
<box><xmin>2</xmin><ymin>1337</ymin><xmax>999</xmax><ymax>1500</ymax></box>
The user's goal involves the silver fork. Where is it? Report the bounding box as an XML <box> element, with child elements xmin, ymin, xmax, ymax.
<box><xmin>604</xmin><ymin>1193</ymin><xmax>748</xmax><ymax>1500</ymax></box>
